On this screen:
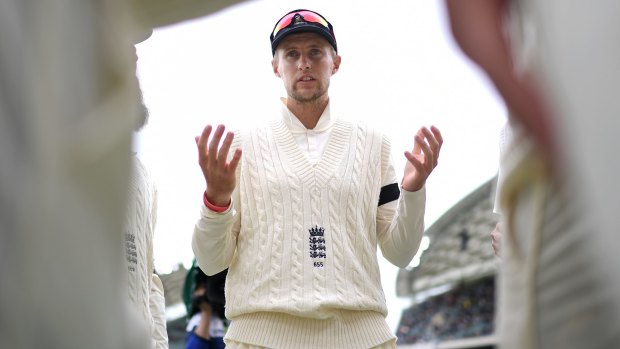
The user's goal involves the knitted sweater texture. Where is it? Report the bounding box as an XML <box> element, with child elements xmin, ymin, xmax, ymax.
<box><xmin>193</xmin><ymin>108</ymin><xmax>425</xmax><ymax>349</ymax></box>
<box><xmin>125</xmin><ymin>156</ymin><xmax>169</xmax><ymax>349</ymax></box>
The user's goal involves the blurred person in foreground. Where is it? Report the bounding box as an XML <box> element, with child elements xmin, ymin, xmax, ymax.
<box><xmin>124</xmin><ymin>29</ymin><xmax>168</xmax><ymax>349</ymax></box>
<box><xmin>445</xmin><ymin>1</ymin><xmax>620</xmax><ymax>348</ymax></box>
<box><xmin>192</xmin><ymin>9</ymin><xmax>443</xmax><ymax>349</ymax></box>
<box><xmin>0</xmin><ymin>1</ymin><xmax>247</xmax><ymax>348</ymax></box>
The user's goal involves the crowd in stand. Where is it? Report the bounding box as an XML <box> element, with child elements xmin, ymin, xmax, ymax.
<box><xmin>396</xmin><ymin>277</ymin><xmax>495</xmax><ymax>345</ymax></box>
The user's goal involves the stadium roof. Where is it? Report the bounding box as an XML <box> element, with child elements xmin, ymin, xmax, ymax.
<box><xmin>397</xmin><ymin>177</ymin><xmax>499</xmax><ymax>297</ymax></box>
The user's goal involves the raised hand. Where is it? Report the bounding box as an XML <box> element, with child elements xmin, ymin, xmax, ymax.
<box><xmin>195</xmin><ymin>124</ymin><xmax>242</xmax><ymax>206</ymax></box>
<box><xmin>402</xmin><ymin>126</ymin><xmax>443</xmax><ymax>192</ymax></box>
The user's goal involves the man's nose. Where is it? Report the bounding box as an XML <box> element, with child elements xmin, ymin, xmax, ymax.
<box><xmin>298</xmin><ymin>56</ymin><xmax>311</xmax><ymax>70</ymax></box>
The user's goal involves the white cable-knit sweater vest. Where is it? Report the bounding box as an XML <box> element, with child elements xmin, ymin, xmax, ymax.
<box><xmin>230</xmin><ymin>118</ymin><xmax>390</xmax><ymax>314</ymax></box>
<box><xmin>194</xmin><ymin>116</ymin><xmax>425</xmax><ymax>349</ymax></box>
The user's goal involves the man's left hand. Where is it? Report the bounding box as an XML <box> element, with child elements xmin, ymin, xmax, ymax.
<box><xmin>402</xmin><ymin>125</ymin><xmax>443</xmax><ymax>192</ymax></box>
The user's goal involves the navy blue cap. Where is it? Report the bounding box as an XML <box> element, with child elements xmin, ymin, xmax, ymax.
<box><xmin>270</xmin><ymin>9</ymin><xmax>337</xmax><ymax>55</ymax></box>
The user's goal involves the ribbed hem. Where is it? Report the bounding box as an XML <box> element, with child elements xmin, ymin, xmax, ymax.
<box><xmin>225</xmin><ymin>311</ymin><xmax>395</xmax><ymax>349</ymax></box>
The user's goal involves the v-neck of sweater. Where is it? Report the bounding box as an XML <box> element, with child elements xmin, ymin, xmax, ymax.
<box><xmin>272</xmin><ymin>102</ymin><xmax>352</xmax><ymax>187</ymax></box>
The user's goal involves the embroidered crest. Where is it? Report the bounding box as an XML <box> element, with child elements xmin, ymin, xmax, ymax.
<box><xmin>309</xmin><ymin>225</ymin><xmax>326</xmax><ymax>267</ymax></box>
<box><xmin>124</xmin><ymin>232</ymin><xmax>137</xmax><ymax>272</ymax></box>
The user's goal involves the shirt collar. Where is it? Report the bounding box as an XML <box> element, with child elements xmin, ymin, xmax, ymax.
<box><xmin>280</xmin><ymin>97</ymin><xmax>335</xmax><ymax>134</ymax></box>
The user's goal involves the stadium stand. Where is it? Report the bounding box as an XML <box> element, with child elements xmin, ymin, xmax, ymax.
<box><xmin>396</xmin><ymin>178</ymin><xmax>499</xmax><ymax>349</ymax></box>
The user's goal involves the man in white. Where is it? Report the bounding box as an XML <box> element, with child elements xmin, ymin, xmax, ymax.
<box><xmin>192</xmin><ymin>9</ymin><xmax>443</xmax><ymax>349</ymax></box>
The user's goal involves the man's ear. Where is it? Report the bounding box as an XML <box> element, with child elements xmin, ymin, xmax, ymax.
<box><xmin>332</xmin><ymin>55</ymin><xmax>342</xmax><ymax>75</ymax></box>
<box><xmin>272</xmin><ymin>58</ymin><xmax>280</xmax><ymax>77</ymax></box>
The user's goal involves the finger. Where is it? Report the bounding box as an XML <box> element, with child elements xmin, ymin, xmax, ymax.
<box><xmin>198</xmin><ymin>125</ymin><xmax>213</xmax><ymax>163</ymax></box>
<box><xmin>421</xmin><ymin>128</ymin><xmax>439</xmax><ymax>167</ymax></box>
<box><xmin>412</xmin><ymin>129</ymin><xmax>423</xmax><ymax>155</ymax></box>
<box><xmin>218</xmin><ymin>131</ymin><xmax>235</xmax><ymax>164</ymax></box>
<box><xmin>404</xmin><ymin>150</ymin><xmax>425</xmax><ymax>173</ymax></box>
<box><xmin>208</xmin><ymin>124</ymin><xmax>226</xmax><ymax>165</ymax></box>
<box><xmin>492</xmin><ymin>243</ymin><xmax>499</xmax><ymax>256</ymax></box>
<box><xmin>415</xmin><ymin>134</ymin><xmax>434</xmax><ymax>170</ymax></box>
<box><xmin>198</xmin><ymin>125</ymin><xmax>213</xmax><ymax>149</ymax></box>
<box><xmin>430</xmin><ymin>126</ymin><xmax>444</xmax><ymax>161</ymax></box>
<box><xmin>227</xmin><ymin>148</ymin><xmax>243</xmax><ymax>174</ymax></box>
<box><xmin>430</xmin><ymin>125</ymin><xmax>443</xmax><ymax>146</ymax></box>
<box><xmin>421</xmin><ymin>127</ymin><xmax>440</xmax><ymax>154</ymax></box>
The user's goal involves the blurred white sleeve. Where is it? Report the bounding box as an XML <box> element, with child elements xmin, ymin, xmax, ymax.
<box><xmin>150</xmin><ymin>274</ymin><xmax>169</xmax><ymax>349</ymax></box>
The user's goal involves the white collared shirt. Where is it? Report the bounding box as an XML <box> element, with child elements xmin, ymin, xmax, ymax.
<box><xmin>280</xmin><ymin>98</ymin><xmax>333</xmax><ymax>165</ymax></box>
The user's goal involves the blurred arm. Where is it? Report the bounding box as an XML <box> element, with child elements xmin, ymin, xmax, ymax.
<box><xmin>445</xmin><ymin>0</ymin><xmax>556</xmax><ymax>164</ymax></box>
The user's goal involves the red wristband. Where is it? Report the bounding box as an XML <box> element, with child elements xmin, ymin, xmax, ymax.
<box><xmin>203</xmin><ymin>191</ymin><xmax>230</xmax><ymax>213</ymax></box>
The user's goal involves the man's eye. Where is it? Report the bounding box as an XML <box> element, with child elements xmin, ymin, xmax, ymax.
<box><xmin>286</xmin><ymin>51</ymin><xmax>299</xmax><ymax>57</ymax></box>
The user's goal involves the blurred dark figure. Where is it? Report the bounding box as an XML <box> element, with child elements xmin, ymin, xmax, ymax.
<box><xmin>183</xmin><ymin>261</ymin><xmax>228</xmax><ymax>349</ymax></box>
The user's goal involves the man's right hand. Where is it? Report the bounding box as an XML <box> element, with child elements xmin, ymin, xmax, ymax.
<box><xmin>195</xmin><ymin>124</ymin><xmax>242</xmax><ymax>206</ymax></box>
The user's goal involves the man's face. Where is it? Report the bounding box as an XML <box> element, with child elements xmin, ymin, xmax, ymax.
<box><xmin>272</xmin><ymin>32</ymin><xmax>341</xmax><ymax>104</ymax></box>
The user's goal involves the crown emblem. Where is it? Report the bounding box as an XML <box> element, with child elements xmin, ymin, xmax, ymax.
<box><xmin>309</xmin><ymin>225</ymin><xmax>324</xmax><ymax>237</ymax></box>
<box><xmin>308</xmin><ymin>225</ymin><xmax>326</xmax><ymax>264</ymax></box>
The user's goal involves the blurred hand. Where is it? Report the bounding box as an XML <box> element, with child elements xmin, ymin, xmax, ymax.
<box><xmin>491</xmin><ymin>222</ymin><xmax>502</xmax><ymax>257</ymax></box>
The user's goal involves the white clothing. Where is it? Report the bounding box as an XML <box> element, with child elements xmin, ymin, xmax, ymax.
<box><xmin>193</xmin><ymin>101</ymin><xmax>426</xmax><ymax>349</ymax></box>
<box><xmin>125</xmin><ymin>156</ymin><xmax>169</xmax><ymax>348</ymax></box>
<box><xmin>225</xmin><ymin>338</ymin><xmax>397</xmax><ymax>349</ymax></box>
<box><xmin>494</xmin><ymin>1</ymin><xmax>620</xmax><ymax>348</ymax></box>
<box><xmin>0</xmin><ymin>1</ymin><xmax>249</xmax><ymax>348</ymax></box>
